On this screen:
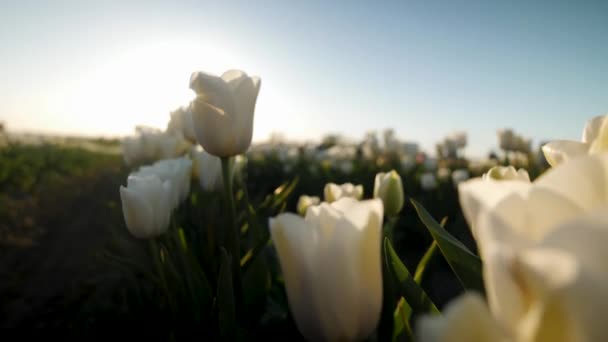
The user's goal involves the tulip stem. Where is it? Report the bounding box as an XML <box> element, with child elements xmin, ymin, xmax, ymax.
<box><xmin>379</xmin><ymin>215</ymin><xmax>399</xmax><ymax>342</ymax></box>
<box><xmin>220</xmin><ymin>157</ymin><xmax>242</xmax><ymax>308</ymax></box>
<box><xmin>149</xmin><ymin>239</ymin><xmax>176</xmax><ymax>315</ymax></box>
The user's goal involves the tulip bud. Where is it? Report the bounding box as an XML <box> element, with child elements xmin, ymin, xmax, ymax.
<box><xmin>323</xmin><ymin>182</ymin><xmax>364</xmax><ymax>203</ymax></box>
<box><xmin>269</xmin><ymin>198</ymin><xmax>384</xmax><ymax>341</ymax></box>
<box><xmin>189</xmin><ymin>69</ymin><xmax>261</xmax><ymax>157</ymax></box>
<box><xmin>119</xmin><ymin>175</ymin><xmax>173</xmax><ymax>239</ymax></box>
<box><xmin>296</xmin><ymin>195</ymin><xmax>320</xmax><ymax>216</ymax></box>
<box><xmin>373</xmin><ymin>170</ymin><xmax>404</xmax><ymax>216</ymax></box>
<box><xmin>482</xmin><ymin>166</ymin><xmax>530</xmax><ymax>182</ymax></box>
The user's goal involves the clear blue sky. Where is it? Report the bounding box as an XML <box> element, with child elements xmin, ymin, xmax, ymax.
<box><xmin>1</xmin><ymin>0</ymin><xmax>606</xmax><ymax>156</ymax></box>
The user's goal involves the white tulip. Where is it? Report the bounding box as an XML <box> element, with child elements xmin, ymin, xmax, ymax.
<box><xmin>122</xmin><ymin>128</ymin><xmax>190</xmax><ymax>166</ymax></box>
<box><xmin>121</xmin><ymin>136</ymin><xmax>144</xmax><ymax>166</ymax></box>
<box><xmin>323</xmin><ymin>183</ymin><xmax>364</xmax><ymax>203</ymax></box>
<box><xmin>296</xmin><ymin>195</ymin><xmax>320</xmax><ymax>216</ymax></box>
<box><xmin>451</xmin><ymin>169</ymin><xmax>470</xmax><ymax>186</ymax></box>
<box><xmin>374</xmin><ymin>170</ymin><xmax>404</xmax><ymax>216</ymax></box>
<box><xmin>437</xmin><ymin>167</ymin><xmax>451</xmax><ymax>181</ymax></box>
<box><xmin>119</xmin><ymin>175</ymin><xmax>173</xmax><ymax>239</ymax></box>
<box><xmin>419</xmin><ymin>153</ymin><xmax>608</xmax><ymax>341</ymax></box>
<box><xmin>482</xmin><ymin>166</ymin><xmax>530</xmax><ymax>182</ymax></box>
<box><xmin>166</xmin><ymin>106</ymin><xmax>196</xmax><ymax>141</ymax></box>
<box><xmin>417</xmin><ymin>293</ymin><xmax>507</xmax><ymax>342</ymax></box>
<box><xmin>400</xmin><ymin>155</ymin><xmax>416</xmax><ymax>172</ymax></box>
<box><xmin>189</xmin><ymin>69</ymin><xmax>261</xmax><ymax>157</ymax></box>
<box><xmin>190</xmin><ymin>146</ymin><xmax>225</xmax><ymax>192</ymax></box>
<box><xmin>270</xmin><ymin>198</ymin><xmax>384</xmax><ymax>341</ymax></box>
<box><xmin>420</xmin><ymin>172</ymin><xmax>437</xmax><ymax>191</ymax></box>
<box><xmin>134</xmin><ymin>157</ymin><xmax>192</xmax><ymax>209</ymax></box>
<box><xmin>542</xmin><ymin>114</ymin><xmax>607</xmax><ymax>166</ymax></box>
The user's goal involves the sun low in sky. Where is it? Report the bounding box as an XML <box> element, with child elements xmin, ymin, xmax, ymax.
<box><xmin>1</xmin><ymin>1</ymin><xmax>606</xmax><ymax>156</ymax></box>
<box><xmin>11</xmin><ymin>38</ymin><xmax>292</xmax><ymax>143</ymax></box>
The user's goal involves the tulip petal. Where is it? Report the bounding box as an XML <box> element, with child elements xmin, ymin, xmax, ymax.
<box><xmin>316</xmin><ymin>216</ymin><xmax>362</xmax><ymax>341</ymax></box>
<box><xmin>189</xmin><ymin>71</ymin><xmax>226</xmax><ymax>96</ymax></box>
<box><xmin>373</xmin><ymin>172</ymin><xmax>385</xmax><ymax>198</ymax></box>
<box><xmin>231</xmin><ymin>76</ymin><xmax>260</xmax><ymax>153</ymax></box>
<box><xmin>534</xmin><ymin>152</ymin><xmax>608</xmax><ymax>213</ymax></box>
<box><xmin>269</xmin><ymin>214</ymin><xmax>323</xmax><ymax>341</ymax></box>
<box><xmin>191</xmin><ymin>97</ymin><xmax>237</xmax><ymax>157</ymax></box>
<box><xmin>487</xmin><ymin>187</ymin><xmax>584</xmax><ymax>242</ymax></box>
<box><xmin>516</xmin><ymin>214</ymin><xmax>608</xmax><ymax>342</ymax></box>
<box><xmin>541</xmin><ymin>140</ymin><xmax>589</xmax><ymax>167</ymax></box>
<box><xmin>221</xmin><ymin>69</ymin><xmax>248</xmax><ymax>89</ymax></box>
<box><xmin>458</xmin><ymin>179</ymin><xmax>530</xmax><ymax>239</ymax></box>
<box><xmin>581</xmin><ymin>115</ymin><xmax>606</xmax><ymax>143</ymax></box>
<box><xmin>120</xmin><ymin>186</ymin><xmax>154</xmax><ymax>238</ymax></box>
<box><xmin>416</xmin><ymin>293</ymin><xmax>506</xmax><ymax>342</ymax></box>
<box><xmin>354</xmin><ymin>199</ymin><xmax>384</xmax><ymax>338</ymax></box>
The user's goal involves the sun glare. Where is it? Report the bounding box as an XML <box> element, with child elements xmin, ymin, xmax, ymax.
<box><xmin>66</xmin><ymin>40</ymin><xmax>240</xmax><ymax>137</ymax></box>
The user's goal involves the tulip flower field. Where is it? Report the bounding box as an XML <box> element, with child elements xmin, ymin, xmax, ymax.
<box><xmin>1</xmin><ymin>69</ymin><xmax>607</xmax><ymax>342</ymax></box>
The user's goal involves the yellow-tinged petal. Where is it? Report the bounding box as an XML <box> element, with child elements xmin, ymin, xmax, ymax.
<box><xmin>417</xmin><ymin>293</ymin><xmax>507</xmax><ymax>342</ymax></box>
<box><xmin>541</xmin><ymin>140</ymin><xmax>589</xmax><ymax>167</ymax></box>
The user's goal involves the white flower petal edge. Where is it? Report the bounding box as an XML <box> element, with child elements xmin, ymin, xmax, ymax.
<box><xmin>541</xmin><ymin>140</ymin><xmax>589</xmax><ymax>167</ymax></box>
<box><xmin>416</xmin><ymin>293</ymin><xmax>507</xmax><ymax>342</ymax></box>
<box><xmin>189</xmin><ymin>69</ymin><xmax>261</xmax><ymax>157</ymax></box>
<box><xmin>269</xmin><ymin>198</ymin><xmax>383</xmax><ymax>341</ymax></box>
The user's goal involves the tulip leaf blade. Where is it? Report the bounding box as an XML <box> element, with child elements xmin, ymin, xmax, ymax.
<box><xmin>393</xmin><ymin>297</ymin><xmax>414</xmax><ymax>342</ymax></box>
<box><xmin>410</xmin><ymin>199</ymin><xmax>484</xmax><ymax>293</ymax></box>
<box><xmin>384</xmin><ymin>238</ymin><xmax>439</xmax><ymax>316</ymax></box>
<box><xmin>413</xmin><ymin>216</ymin><xmax>446</xmax><ymax>285</ymax></box>
<box><xmin>217</xmin><ymin>248</ymin><xmax>236</xmax><ymax>339</ymax></box>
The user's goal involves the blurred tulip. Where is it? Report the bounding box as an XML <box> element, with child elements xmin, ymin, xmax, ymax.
<box><xmin>542</xmin><ymin>114</ymin><xmax>607</xmax><ymax>166</ymax></box>
<box><xmin>166</xmin><ymin>106</ymin><xmax>196</xmax><ymax>142</ymax></box>
<box><xmin>437</xmin><ymin>167</ymin><xmax>451</xmax><ymax>181</ymax></box>
<box><xmin>324</xmin><ymin>182</ymin><xmax>364</xmax><ymax>203</ymax></box>
<box><xmin>420</xmin><ymin>172</ymin><xmax>437</xmax><ymax>191</ymax></box>
<box><xmin>121</xmin><ymin>136</ymin><xmax>144</xmax><ymax>166</ymax></box>
<box><xmin>270</xmin><ymin>198</ymin><xmax>384</xmax><ymax>341</ymax></box>
<box><xmin>189</xmin><ymin>69</ymin><xmax>261</xmax><ymax>157</ymax></box>
<box><xmin>191</xmin><ymin>146</ymin><xmax>226</xmax><ymax>192</ymax></box>
<box><xmin>419</xmin><ymin>152</ymin><xmax>608</xmax><ymax>342</ymax></box>
<box><xmin>417</xmin><ymin>293</ymin><xmax>505</xmax><ymax>342</ymax></box>
<box><xmin>134</xmin><ymin>157</ymin><xmax>192</xmax><ymax>209</ymax></box>
<box><xmin>451</xmin><ymin>169</ymin><xmax>470</xmax><ymax>186</ymax></box>
<box><xmin>297</xmin><ymin>195</ymin><xmax>320</xmax><ymax>216</ymax></box>
<box><xmin>119</xmin><ymin>175</ymin><xmax>173</xmax><ymax>239</ymax></box>
<box><xmin>122</xmin><ymin>128</ymin><xmax>189</xmax><ymax>166</ymax></box>
<box><xmin>374</xmin><ymin>170</ymin><xmax>404</xmax><ymax>216</ymax></box>
<box><xmin>482</xmin><ymin>166</ymin><xmax>530</xmax><ymax>182</ymax></box>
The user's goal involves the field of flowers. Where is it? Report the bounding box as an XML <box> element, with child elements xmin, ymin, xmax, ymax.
<box><xmin>1</xmin><ymin>69</ymin><xmax>606</xmax><ymax>341</ymax></box>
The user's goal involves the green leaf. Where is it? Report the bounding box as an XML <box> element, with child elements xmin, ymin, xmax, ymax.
<box><xmin>410</xmin><ymin>199</ymin><xmax>484</xmax><ymax>293</ymax></box>
<box><xmin>242</xmin><ymin>250</ymin><xmax>271</xmax><ymax>319</ymax></box>
<box><xmin>392</xmin><ymin>297</ymin><xmax>413</xmax><ymax>342</ymax></box>
<box><xmin>414</xmin><ymin>240</ymin><xmax>438</xmax><ymax>285</ymax></box>
<box><xmin>384</xmin><ymin>237</ymin><xmax>439</xmax><ymax>315</ymax></box>
<box><xmin>217</xmin><ymin>248</ymin><xmax>236</xmax><ymax>340</ymax></box>
<box><xmin>413</xmin><ymin>216</ymin><xmax>445</xmax><ymax>285</ymax></box>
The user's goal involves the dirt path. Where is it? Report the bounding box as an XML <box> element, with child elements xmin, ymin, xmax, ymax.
<box><xmin>0</xmin><ymin>167</ymin><xmax>127</xmax><ymax>328</ymax></box>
